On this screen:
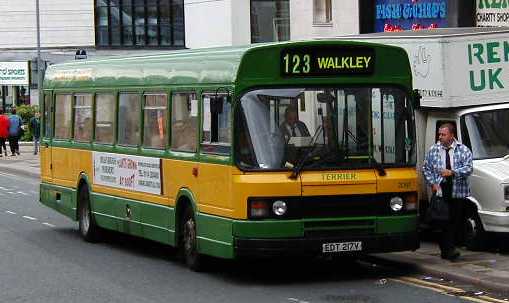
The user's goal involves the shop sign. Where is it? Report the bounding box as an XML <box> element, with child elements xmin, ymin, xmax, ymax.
<box><xmin>0</xmin><ymin>62</ymin><xmax>29</xmax><ymax>85</ymax></box>
<box><xmin>476</xmin><ymin>0</ymin><xmax>509</xmax><ymax>27</ymax></box>
<box><xmin>375</xmin><ymin>0</ymin><xmax>448</xmax><ymax>32</ymax></box>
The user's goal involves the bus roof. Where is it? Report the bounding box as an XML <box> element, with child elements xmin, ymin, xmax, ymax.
<box><xmin>44</xmin><ymin>40</ymin><xmax>412</xmax><ymax>90</ymax></box>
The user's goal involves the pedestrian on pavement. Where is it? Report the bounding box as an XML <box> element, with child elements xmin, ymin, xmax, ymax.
<box><xmin>0</xmin><ymin>108</ymin><xmax>10</xmax><ymax>157</ymax></box>
<box><xmin>8</xmin><ymin>108</ymin><xmax>23</xmax><ymax>156</ymax></box>
<box><xmin>423</xmin><ymin>122</ymin><xmax>473</xmax><ymax>261</ymax></box>
<box><xmin>30</xmin><ymin>112</ymin><xmax>41</xmax><ymax>155</ymax></box>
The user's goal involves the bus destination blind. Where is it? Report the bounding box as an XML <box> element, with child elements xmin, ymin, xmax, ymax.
<box><xmin>281</xmin><ymin>47</ymin><xmax>375</xmax><ymax>77</ymax></box>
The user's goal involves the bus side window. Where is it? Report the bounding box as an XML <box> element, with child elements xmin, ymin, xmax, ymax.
<box><xmin>171</xmin><ymin>92</ymin><xmax>198</xmax><ymax>152</ymax></box>
<box><xmin>43</xmin><ymin>94</ymin><xmax>53</xmax><ymax>138</ymax></box>
<box><xmin>201</xmin><ymin>94</ymin><xmax>231</xmax><ymax>155</ymax></box>
<box><xmin>95</xmin><ymin>93</ymin><xmax>116</xmax><ymax>144</ymax></box>
<box><xmin>54</xmin><ymin>94</ymin><xmax>73</xmax><ymax>140</ymax></box>
<box><xmin>118</xmin><ymin>93</ymin><xmax>141</xmax><ymax>146</ymax></box>
<box><xmin>143</xmin><ymin>93</ymin><xmax>168</xmax><ymax>149</ymax></box>
<box><xmin>74</xmin><ymin>94</ymin><xmax>93</xmax><ymax>142</ymax></box>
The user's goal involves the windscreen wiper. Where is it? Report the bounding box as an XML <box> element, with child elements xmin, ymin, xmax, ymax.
<box><xmin>370</xmin><ymin>157</ymin><xmax>386</xmax><ymax>176</ymax></box>
<box><xmin>289</xmin><ymin>126</ymin><xmax>323</xmax><ymax>179</ymax></box>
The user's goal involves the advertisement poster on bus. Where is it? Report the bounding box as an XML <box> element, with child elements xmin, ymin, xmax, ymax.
<box><xmin>93</xmin><ymin>152</ymin><xmax>162</xmax><ymax>195</ymax></box>
<box><xmin>375</xmin><ymin>0</ymin><xmax>448</xmax><ymax>32</ymax></box>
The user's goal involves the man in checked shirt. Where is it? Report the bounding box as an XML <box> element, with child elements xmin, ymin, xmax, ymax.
<box><xmin>423</xmin><ymin>122</ymin><xmax>473</xmax><ymax>261</ymax></box>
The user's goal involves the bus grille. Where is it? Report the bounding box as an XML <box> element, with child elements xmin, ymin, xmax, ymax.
<box><xmin>303</xmin><ymin>219</ymin><xmax>375</xmax><ymax>238</ymax></box>
<box><xmin>281</xmin><ymin>194</ymin><xmax>396</xmax><ymax>219</ymax></box>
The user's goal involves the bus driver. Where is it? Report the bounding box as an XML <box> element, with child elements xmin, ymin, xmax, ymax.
<box><xmin>279</xmin><ymin>106</ymin><xmax>310</xmax><ymax>142</ymax></box>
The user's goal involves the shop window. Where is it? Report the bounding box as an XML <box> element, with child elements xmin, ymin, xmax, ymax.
<box><xmin>143</xmin><ymin>94</ymin><xmax>167</xmax><ymax>149</ymax></box>
<box><xmin>171</xmin><ymin>92</ymin><xmax>198</xmax><ymax>152</ymax></box>
<box><xmin>251</xmin><ymin>0</ymin><xmax>290</xmax><ymax>43</ymax></box>
<box><xmin>95</xmin><ymin>0</ymin><xmax>185</xmax><ymax>48</ymax></box>
<box><xmin>54</xmin><ymin>94</ymin><xmax>73</xmax><ymax>139</ymax></box>
<box><xmin>201</xmin><ymin>94</ymin><xmax>231</xmax><ymax>155</ymax></box>
<box><xmin>118</xmin><ymin>93</ymin><xmax>141</xmax><ymax>146</ymax></box>
<box><xmin>313</xmin><ymin>0</ymin><xmax>332</xmax><ymax>24</ymax></box>
<box><xmin>95</xmin><ymin>94</ymin><xmax>116</xmax><ymax>144</ymax></box>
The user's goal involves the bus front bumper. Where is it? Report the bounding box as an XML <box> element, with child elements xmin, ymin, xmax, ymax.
<box><xmin>234</xmin><ymin>232</ymin><xmax>419</xmax><ymax>258</ymax></box>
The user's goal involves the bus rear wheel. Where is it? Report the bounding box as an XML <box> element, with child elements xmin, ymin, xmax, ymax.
<box><xmin>78</xmin><ymin>186</ymin><xmax>101</xmax><ymax>242</ymax></box>
<box><xmin>181</xmin><ymin>207</ymin><xmax>203</xmax><ymax>271</ymax></box>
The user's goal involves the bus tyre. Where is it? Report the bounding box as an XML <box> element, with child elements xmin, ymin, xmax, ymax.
<box><xmin>181</xmin><ymin>207</ymin><xmax>203</xmax><ymax>271</ymax></box>
<box><xmin>78</xmin><ymin>187</ymin><xmax>101</xmax><ymax>243</ymax></box>
<box><xmin>464</xmin><ymin>209</ymin><xmax>485</xmax><ymax>251</ymax></box>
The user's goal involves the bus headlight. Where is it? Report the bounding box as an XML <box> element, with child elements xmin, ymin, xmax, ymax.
<box><xmin>272</xmin><ymin>200</ymin><xmax>287</xmax><ymax>216</ymax></box>
<box><xmin>390</xmin><ymin>196</ymin><xmax>404</xmax><ymax>212</ymax></box>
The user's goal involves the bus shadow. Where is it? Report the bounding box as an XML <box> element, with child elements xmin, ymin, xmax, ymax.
<box><xmin>43</xmin><ymin>228</ymin><xmax>416</xmax><ymax>284</ymax></box>
<box><xmin>203</xmin><ymin>256</ymin><xmax>413</xmax><ymax>285</ymax></box>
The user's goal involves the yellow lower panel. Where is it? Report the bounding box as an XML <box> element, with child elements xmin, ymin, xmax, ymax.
<box><xmin>375</xmin><ymin>167</ymin><xmax>418</xmax><ymax>192</ymax></box>
<box><xmin>302</xmin><ymin>183</ymin><xmax>378</xmax><ymax>196</ymax></box>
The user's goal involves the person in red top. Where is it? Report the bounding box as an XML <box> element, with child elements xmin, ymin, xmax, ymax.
<box><xmin>0</xmin><ymin>108</ymin><xmax>10</xmax><ymax>157</ymax></box>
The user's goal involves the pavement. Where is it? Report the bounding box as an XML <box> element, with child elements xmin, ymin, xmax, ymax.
<box><xmin>0</xmin><ymin>142</ymin><xmax>40</xmax><ymax>179</ymax></box>
<box><xmin>1</xmin><ymin>143</ymin><xmax>509</xmax><ymax>293</ymax></box>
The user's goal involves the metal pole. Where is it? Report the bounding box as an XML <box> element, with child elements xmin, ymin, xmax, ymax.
<box><xmin>36</xmin><ymin>0</ymin><xmax>43</xmax><ymax>106</ymax></box>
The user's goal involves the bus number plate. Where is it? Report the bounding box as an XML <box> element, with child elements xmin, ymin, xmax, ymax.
<box><xmin>322</xmin><ymin>241</ymin><xmax>362</xmax><ymax>253</ymax></box>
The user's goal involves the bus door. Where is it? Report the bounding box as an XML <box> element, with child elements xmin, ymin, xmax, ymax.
<box><xmin>41</xmin><ymin>93</ymin><xmax>53</xmax><ymax>183</ymax></box>
<box><xmin>197</xmin><ymin>94</ymin><xmax>233</xmax><ymax>213</ymax></box>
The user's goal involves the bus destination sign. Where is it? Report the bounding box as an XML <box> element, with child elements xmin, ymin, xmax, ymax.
<box><xmin>281</xmin><ymin>47</ymin><xmax>375</xmax><ymax>77</ymax></box>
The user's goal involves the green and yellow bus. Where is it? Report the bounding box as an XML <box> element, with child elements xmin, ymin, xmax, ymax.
<box><xmin>40</xmin><ymin>40</ymin><xmax>419</xmax><ymax>270</ymax></box>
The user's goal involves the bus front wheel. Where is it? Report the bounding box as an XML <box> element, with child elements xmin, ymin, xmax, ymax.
<box><xmin>181</xmin><ymin>207</ymin><xmax>203</xmax><ymax>271</ymax></box>
<box><xmin>78</xmin><ymin>186</ymin><xmax>101</xmax><ymax>242</ymax></box>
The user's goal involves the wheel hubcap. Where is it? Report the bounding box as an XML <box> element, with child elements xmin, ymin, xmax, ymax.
<box><xmin>81</xmin><ymin>203</ymin><xmax>90</xmax><ymax>235</ymax></box>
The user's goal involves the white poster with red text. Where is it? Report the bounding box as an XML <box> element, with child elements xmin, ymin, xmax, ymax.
<box><xmin>93</xmin><ymin>152</ymin><xmax>162</xmax><ymax>195</ymax></box>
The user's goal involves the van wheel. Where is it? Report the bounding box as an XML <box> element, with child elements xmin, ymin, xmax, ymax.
<box><xmin>78</xmin><ymin>186</ymin><xmax>101</xmax><ymax>242</ymax></box>
<box><xmin>180</xmin><ymin>207</ymin><xmax>203</xmax><ymax>271</ymax></box>
<box><xmin>464</xmin><ymin>209</ymin><xmax>485</xmax><ymax>251</ymax></box>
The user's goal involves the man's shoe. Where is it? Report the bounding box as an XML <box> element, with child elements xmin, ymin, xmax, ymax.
<box><xmin>445</xmin><ymin>249</ymin><xmax>460</xmax><ymax>261</ymax></box>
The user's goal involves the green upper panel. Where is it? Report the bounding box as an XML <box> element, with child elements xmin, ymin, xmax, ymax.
<box><xmin>44</xmin><ymin>40</ymin><xmax>412</xmax><ymax>90</ymax></box>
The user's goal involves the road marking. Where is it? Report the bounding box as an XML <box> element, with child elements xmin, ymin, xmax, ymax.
<box><xmin>7</xmin><ymin>191</ymin><xmax>15</xmax><ymax>194</ymax></box>
<box><xmin>0</xmin><ymin>173</ymin><xmax>16</xmax><ymax>178</ymax></box>
<box><xmin>42</xmin><ymin>222</ymin><xmax>56</xmax><ymax>228</ymax></box>
<box><xmin>5</xmin><ymin>211</ymin><xmax>16</xmax><ymax>215</ymax></box>
<box><xmin>393</xmin><ymin>276</ymin><xmax>504</xmax><ymax>303</ymax></box>
<box><xmin>17</xmin><ymin>191</ymin><xmax>29</xmax><ymax>196</ymax></box>
<box><xmin>22</xmin><ymin>216</ymin><xmax>37</xmax><ymax>221</ymax></box>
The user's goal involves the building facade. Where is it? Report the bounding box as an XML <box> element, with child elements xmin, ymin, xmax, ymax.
<box><xmin>0</xmin><ymin>0</ymin><xmax>483</xmax><ymax>110</ymax></box>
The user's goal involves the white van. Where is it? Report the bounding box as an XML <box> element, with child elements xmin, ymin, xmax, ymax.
<box><xmin>333</xmin><ymin>27</ymin><xmax>509</xmax><ymax>249</ymax></box>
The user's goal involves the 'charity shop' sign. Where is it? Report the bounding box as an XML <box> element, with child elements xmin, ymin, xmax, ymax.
<box><xmin>93</xmin><ymin>152</ymin><xmax>162</xmax><ymax>195</ymax></box>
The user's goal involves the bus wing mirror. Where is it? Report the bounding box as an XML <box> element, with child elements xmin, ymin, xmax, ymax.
<box><xmin>412</xmin><ymin>89</ymin><xmax>421</xmax><ymax>109</ymax></box>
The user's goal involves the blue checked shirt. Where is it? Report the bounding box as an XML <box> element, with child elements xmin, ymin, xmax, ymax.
<box><xmin>422</xmin><ymin>140</ymin><xmax>473</xmax><ymax>198</ymax></box>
